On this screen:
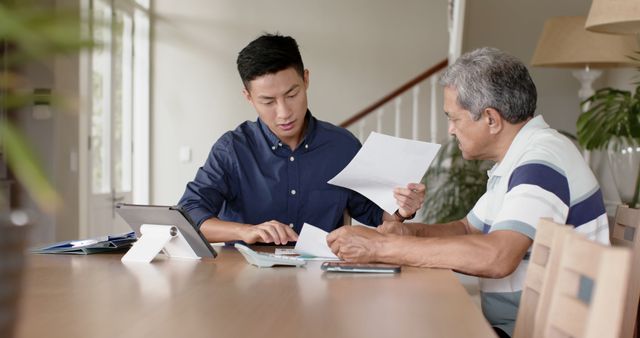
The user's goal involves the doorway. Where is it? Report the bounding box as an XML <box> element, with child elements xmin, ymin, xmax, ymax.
<box><xmin>81</xmin><ymin>0</ymin><xmax>150</xmax><ymax>237</ymax></box>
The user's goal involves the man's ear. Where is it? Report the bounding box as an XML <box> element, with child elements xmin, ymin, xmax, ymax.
<box><xmin>303</xmin><ymin>69</ymin><xmax>310</xmax><ymax>90</ymax></box>
<box><xmin>242</xmin><ymin>87</ymin><xmax>252</xmax><ymax>103</ymax></box>
<box><xmin>484</xmin><ymin>108</ymin><xmax>503</xmax><ymax>134</ymax></box>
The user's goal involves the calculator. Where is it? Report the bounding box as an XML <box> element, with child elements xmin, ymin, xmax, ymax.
<box><xmin>234</xmin><ymin>243</ymin><xmax>306</xmax><ymax>268</ymax></box>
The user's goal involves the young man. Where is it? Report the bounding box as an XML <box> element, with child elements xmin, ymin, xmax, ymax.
<box><xmin>327</xmin><ymin>47</ymin><xmax>609</xmax><ymax>337</ymax></box>
<box><xmin>179</xmin><ymin>34</ymin><xmax>425</xmax><ymax>245</ymax></box>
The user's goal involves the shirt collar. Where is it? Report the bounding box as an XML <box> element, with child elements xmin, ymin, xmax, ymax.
<box><xmin>489</xmin><ymin>115</ymin><xmax>549</xmax><ymax>177</ymax></box>
<box><xmin>258</xmin><ymin>110</ymin><xmax>316</xmax><ymax>150</ymax></box>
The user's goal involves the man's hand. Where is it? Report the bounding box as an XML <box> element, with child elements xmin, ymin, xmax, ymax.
<box><xmin>242</xmin><ymin>220</ymin><xmax>298</xmax><ymax>245</ymax></box>
<box><xmin>394</xmin><ymin>183</ymin><xmax>426</xmax><ymax>219</ymax></box>
<box><xmin>327</xmin><ymin>226</ymin><xmax>385</xmax><ymax>262</ymax></box>
<box><xmin>377</xmin><ymin>221</ymin><xmax>417</xmax><ymax>236</ymax></box>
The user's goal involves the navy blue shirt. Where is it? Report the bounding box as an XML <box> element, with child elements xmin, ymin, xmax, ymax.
<box><xmin>178</xmin><ymin>111</ymin><xmax>384</xmax><ymax>233</ymax></box>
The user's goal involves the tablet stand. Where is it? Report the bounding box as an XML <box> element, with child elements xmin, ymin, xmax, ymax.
<box><xmin>121</xmin><ymin>224</ymin><xmax>200</xmax><ymax>263</ymax></box>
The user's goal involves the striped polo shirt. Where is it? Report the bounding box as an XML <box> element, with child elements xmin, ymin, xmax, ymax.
<box><xmin>466</xmin><ymin>115</ymin><xmax>609</xmax><ymax>336</ymax></box>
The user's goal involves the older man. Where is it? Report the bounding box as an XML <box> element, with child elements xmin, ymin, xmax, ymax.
<box><xmin>327</xmin><ymin>47</ymin><xmax>609</xmax><ymax>338</ymax></box>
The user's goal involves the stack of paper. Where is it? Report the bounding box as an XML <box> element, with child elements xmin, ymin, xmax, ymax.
<box><xmin>32</xmin><ymin>232</ymin><xmax>137</xmax><ymax>255</ymax></box>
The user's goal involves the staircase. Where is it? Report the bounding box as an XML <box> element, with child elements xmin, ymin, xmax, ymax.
<box><xmin>340</xmin><ymin>59</ymin><xmax>449</xmax><ymax>144</ymax></box>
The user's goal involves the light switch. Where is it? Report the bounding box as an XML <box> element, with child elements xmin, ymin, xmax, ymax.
<box><xmin>179</xmin><ymin>146</ymin><xmax>192</xmax><ymax>163</ymax></box>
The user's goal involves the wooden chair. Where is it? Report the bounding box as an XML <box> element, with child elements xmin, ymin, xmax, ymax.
<box><xmin>513</xmin><ymin>218</ymin><xmax>573</xmax><ymax>338</ymax></box>
<box><xmin>542</xmin><ymin>232</ymin><xmax>631</xmax><ymax>338</ymax></box>
<box><xmin>612</xmin><ymin>205</ymin><xmax>640</xmax><ymax>338</ymax></box>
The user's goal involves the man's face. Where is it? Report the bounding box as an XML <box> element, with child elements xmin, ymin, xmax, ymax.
<box><xmin>444</xmin><ymin>86</ymin><xmax>491</xmax><ymax>160</ymax></box>
<box><xmin>243</xmin><ymin>67</ymin><xmax>309</xmax><ymax>148</ymax></box>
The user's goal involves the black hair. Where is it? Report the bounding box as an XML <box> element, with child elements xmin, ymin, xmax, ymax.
<box><xmin>236</xmin><ymin>33</ymin><xmax>305</xmax><ymax>88</ymax></box>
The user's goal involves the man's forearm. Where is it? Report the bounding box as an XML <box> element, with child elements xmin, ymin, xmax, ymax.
<box><xmin>413</xmin><ymin>219</ymin><xmax>471</xmax><ymax>237</ymax></box>
<box><xmin>374</xmin><ymin>231</ymin><xmax>531</xmax><ymax>278</ymax></box>
<box><xmin>200</xmin><ymin>217</ymin><xmax>249</xmax><ymax>242</ymax></box>
<box><xmin>382</xmin><ymin>211</ymin><xmax>406</xmax><ymax>222</ymax></box>
<box><xmin>393</xmin><ymin>219</ymin><xmax>471</xmax><ymax>238</ymax></box>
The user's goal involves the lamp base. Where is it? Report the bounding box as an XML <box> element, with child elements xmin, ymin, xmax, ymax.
<box><xmin>572</xmin><ymin>67</ymin><xmax>603</xmax><ymax>104</ymax></box>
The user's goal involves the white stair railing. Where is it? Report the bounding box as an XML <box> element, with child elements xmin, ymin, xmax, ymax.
<box><xmin>340</xmin><ymin>59</ymin><xmax>448</xmax><ymax>145</ymax></box>
<box><xmin>412</xmin><ymin>86</ymin><xmax>420</xmax><ymax>140</ymax></box>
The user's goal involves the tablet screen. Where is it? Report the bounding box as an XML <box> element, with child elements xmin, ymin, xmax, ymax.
<box><xmin>115</xmin><ymin>203</ymin><xmax>217</xmax><ymax>258</ymax></box>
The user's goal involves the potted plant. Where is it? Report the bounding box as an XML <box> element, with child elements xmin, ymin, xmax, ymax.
<box><xmin>0</xmin><ymin>1</ymin><xmax>93</xmax><ymax>336</ymax></box>
<box><xmin>577</xmin><ymin>52</ymin><xmax>640</xmax><ymax>208</ymax></box>
<box><xmin>422</xmin><ymin>137</ymin><xmax>493</xmax><ymax>223</ymax></box>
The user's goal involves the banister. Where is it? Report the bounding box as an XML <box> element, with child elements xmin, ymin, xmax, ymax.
<box><xmin>339</xmin><ymin>58</ymin><xmax>448</xmax><ymax>128</ymax></box>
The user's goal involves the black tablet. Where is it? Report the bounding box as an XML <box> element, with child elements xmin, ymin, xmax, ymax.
<box><xmin>115</xmin><ymin>203</ymin><xmax>217</xmax><ymax>258</ymax></box>
<box><xmin>321</xmin><ymin>261</ymin><xmax>401</xmax><ymax>273</ymax></box>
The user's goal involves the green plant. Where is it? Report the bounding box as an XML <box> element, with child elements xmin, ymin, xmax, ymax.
<box><xmin>422</xmin><ymin>137</ymin><xmax>493</xmax><ymax>224</ymax></box>
<box><xmin>0</xmin><ymin>1</ymin><xmax>94</xmax><ymax>213</ymax></box>
<box><xmin>577</xmin><ymin>51</ymin><xmax>640</xmax><ymax>207</ymax></box>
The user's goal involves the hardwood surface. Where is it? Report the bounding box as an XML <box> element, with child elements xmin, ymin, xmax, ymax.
<box><xmin>15</xmin><ymin>247</ymin><xmax>496</xmax><ymax>338</ymax></box>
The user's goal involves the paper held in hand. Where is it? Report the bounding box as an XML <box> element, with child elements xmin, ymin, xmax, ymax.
<box><xmin>328</xmin><ymin>132</ymin><xmax>441</xmax><ymax>214</ymax></box>
<box><xmin>294</xmin><ymin>223</ymin><xmax>340</xmax><ymax>260</ymax></box>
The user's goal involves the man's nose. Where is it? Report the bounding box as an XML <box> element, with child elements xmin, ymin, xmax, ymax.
<box><xmin>276</xmin><ymin>100</ymin><xmax>292</xmax><ymax>120</ymax></box>
<box><xmin>447</xmin><ymin>121</ymin><xmax>455</xmax><ymax>135</ymax></box>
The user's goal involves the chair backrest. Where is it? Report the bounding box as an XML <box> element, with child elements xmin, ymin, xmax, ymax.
<box><xmin>612</xmin><ymin>205</ymin><xmax>640</xmax><ymax>338</ymax></box>
<box><xmin>543</xmin><ymin>233</ymin><xmax>631</xmax><ymax>338</ymax></box>
<box><xmin>513</xmin><ymin>218</ymin><xmax>573</xmax><ymax>338</ymax></box>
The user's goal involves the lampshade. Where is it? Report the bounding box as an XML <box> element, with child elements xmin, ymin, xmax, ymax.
<box><xmin>531</xmin><ymin>16</ymin><xmax>637</xmax><ymax>68</ymax></box>
<box><xmin>585</xmin><ymin>0</ymin><xmax>640</xmax><ymax>35</ymax></box>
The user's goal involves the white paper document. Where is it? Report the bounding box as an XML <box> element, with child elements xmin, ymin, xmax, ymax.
<box><xmin>294</xmin><ymin>223</ymin><xmax>339</xmax><ymax>260</ymax></box>
<box><xmin>328</xmin><ymin>132</ymin><xmax>441</xmax><ymax>214</ymax></box>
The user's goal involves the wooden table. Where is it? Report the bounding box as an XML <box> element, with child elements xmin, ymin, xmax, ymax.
<box><xmin>15</xmin><ymin>247</ymin><xmax>496</xmax><ymax>338</ymax></box>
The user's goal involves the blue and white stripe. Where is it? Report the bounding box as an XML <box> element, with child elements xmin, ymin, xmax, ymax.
<box><xmin>466</xmin><ymin>115</ymin><xmax>609</xmax><ymax>336</ymax></box>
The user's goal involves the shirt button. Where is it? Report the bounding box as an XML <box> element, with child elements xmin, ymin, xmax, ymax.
<box><xmin>278</xmin><ymin>142</ymin><xmax>282</xmax><ymax>147</ymax></box>
<box><xmin>271</xmin><ymin>146</ymin><xmax>276</xmax><ymax>150</ymax></box>
<box><xmin>305</xmin><ymin>144</ymin><xmax>309</xmax><ymax>149</ymax></box>
<box><xmin>289</xmin><ymin>223</ymin><xmax>294</xmax><ymax>228</ymax></box>
<box><xmin>290</xmin><ymin>189</ymin><xmax>296</xmax><ymax>195</ymax></box>
<box><xmin>290</xmin><ymin>156</ymin><xmax>295</xmax><ymax>162</ymax></box>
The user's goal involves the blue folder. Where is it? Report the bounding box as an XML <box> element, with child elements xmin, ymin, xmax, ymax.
<box><xmin>31</xmin><ymin>232</ymin><xmax>137</xmax><ymax>255</ymax></box>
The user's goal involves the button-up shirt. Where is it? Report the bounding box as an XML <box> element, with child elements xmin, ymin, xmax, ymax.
<box><xmin>179</xmin><ymin>111</ymin><xmax>383</xmax><ymax>233</ymax></box>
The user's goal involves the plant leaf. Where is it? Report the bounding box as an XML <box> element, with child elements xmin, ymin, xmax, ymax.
<box><xmin>1</xmin><ymin>120</ymin><xmax>62</xmax><ymax>213</ymax></box>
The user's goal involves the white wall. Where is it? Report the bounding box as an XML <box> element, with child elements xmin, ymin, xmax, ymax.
<box><xmin>152</xmin><ymin>0</ymin><xmax>449</xmax><ymax>204</ymax></box>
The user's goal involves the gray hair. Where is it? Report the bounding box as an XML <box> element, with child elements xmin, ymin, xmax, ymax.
<box><xmin>439</xmin><ymin>47</ymin><xmax>537</xmax><ymax>123</ymax></box>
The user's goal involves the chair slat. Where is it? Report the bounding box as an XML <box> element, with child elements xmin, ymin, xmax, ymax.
<box><xmin>513</xmin><ymin>219</ymin><xmax>571</xmax><ymax>338</ymax></box>
<box><xmin>612</xmin><ymin>205</ymin><xmax>640</xmax><ymax>338</ymax></box>
<box><xmin>544</xmin><ymin>233</ymin><xmax>631</xmax><ymax>338</ymax></box>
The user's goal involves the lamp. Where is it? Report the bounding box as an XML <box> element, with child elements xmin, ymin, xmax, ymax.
<box><xmin>585</xmin><ymin>0</ymin><xmax>640</xmax><ymax>35</ymax></box>
<box><xmin>531</xmin><ymin>16</ymin><xmax>637</xmax><ymax>105</ymax></box>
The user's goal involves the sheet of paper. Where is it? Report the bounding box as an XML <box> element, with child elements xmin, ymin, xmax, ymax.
<box><xmin>294</xmin><ymin>223</ymin><xmax>339</xmax><ymax>259</ymax></box>
<box><xmin>275</xmin><ymin>248</ymin><xmax>340</xmax><ymax>261</ymax></box>
<box><xmin>328</xmin><ymin>132</ymin><xmax>441</xmax><ymax>214</ymax></box>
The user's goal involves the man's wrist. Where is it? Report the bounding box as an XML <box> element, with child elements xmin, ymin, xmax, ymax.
<box><xmin>394</xmin><ymin>209</ymin><xmax>416</xmax><ymax>222</ymax></box>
